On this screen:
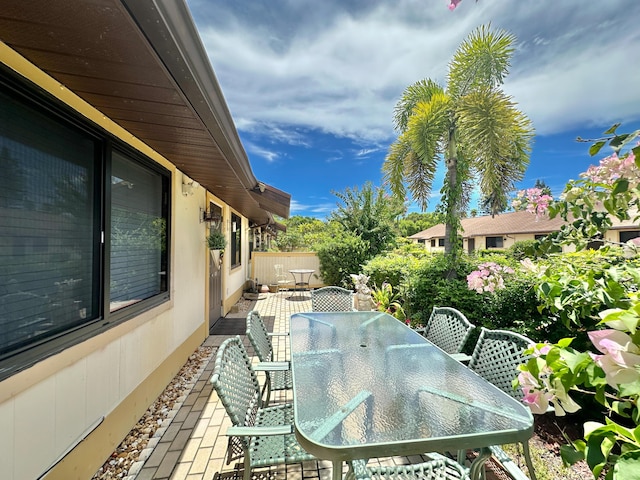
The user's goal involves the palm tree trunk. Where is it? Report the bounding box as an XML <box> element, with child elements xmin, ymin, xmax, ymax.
<box><xmin>444</xmin><ymin>128</ymin><xmax>460</xmax><ymax>280</ymax></box>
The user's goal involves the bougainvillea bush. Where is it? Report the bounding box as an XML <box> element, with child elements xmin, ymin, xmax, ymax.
<box><xmin>516</xmin><ymin>125</ymin><xmax>640</xmax><ymax>479</ymax></box>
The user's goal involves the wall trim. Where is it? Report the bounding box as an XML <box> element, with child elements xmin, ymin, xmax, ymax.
<box><xmin>41</xmin><ymin>327</ymin><xmax>205</xmax><ymax>480</ymax></box>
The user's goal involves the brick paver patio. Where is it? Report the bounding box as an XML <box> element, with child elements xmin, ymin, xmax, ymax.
<box><xmin>131</xmin><ymin>291</ymin><xmax>512</xmax><ymax>480</ymax></box>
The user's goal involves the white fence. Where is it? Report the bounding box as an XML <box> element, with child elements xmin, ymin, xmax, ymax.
<box><xmin>250</xmin><ymin>252</ymin><xmax>323</xmax><ymax>289</ymax></box>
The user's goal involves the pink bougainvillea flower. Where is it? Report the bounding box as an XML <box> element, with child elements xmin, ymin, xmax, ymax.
<box><xmin>593</xmin><ymin>353</ymin><xmax>640</xmax><ymax>388</ymax></box>
<box><xmin>588</xmin><ymin>329</ymin><xmax>640</xmax><ymax>388</ymax></box>
<box><xmin>448</xmin><ymin>0</ymin><xmax>462</xmax><ymax>10</ymax></box>
<box><xmin>532</xmin><ymin>343</ymin><xmax>552</xmax><ymax>357</ymax></box>
<box><xmin>518</xmin><ymin>372</ymin><xmax>552</xmax><ymax>414</ymax></box>
<box><xmin>518</xmin><ymin>371</ymin><xmax>551</xmax><ymax>414</ymax></box>
<box><xmin>589</xmin><ymin>329</ymin><xmax>639</xmax><ymax>358</ymax></box>
<box><xmin>548</xmin><ymin>379</ymin><xmax>581</xmax><ymax>416</ymax></box>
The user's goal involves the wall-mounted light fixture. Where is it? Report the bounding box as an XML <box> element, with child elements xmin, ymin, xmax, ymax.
<box><xmin>182</xmin><ymin>176</ymin><xmax>199</xmax><ymax>196</ymax></box>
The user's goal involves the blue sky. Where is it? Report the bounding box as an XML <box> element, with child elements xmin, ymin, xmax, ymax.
<box><xmin>186</xmin><ymin>0</ymin><xmax>640</xmax><ymax>218</ymax></box>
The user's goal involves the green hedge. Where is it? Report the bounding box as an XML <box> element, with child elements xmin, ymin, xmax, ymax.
<box><xmin>316</xmin><ymin>234</ymin><xmax>369</xmax><ymax>287</ymax></box>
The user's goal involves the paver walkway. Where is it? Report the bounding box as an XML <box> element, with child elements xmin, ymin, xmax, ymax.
<box><xmin>132</xmin><ymin>291</ymin><xmax>512</xmax><ymax>480</ymax></box>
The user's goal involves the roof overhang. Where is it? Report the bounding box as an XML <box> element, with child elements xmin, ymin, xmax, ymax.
<box><xmin>0</xmin><ymin>0</ymin><xmax>289</xmax><ymax>224</ymax></box>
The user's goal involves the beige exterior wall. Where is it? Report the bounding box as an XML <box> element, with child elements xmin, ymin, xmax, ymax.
<box><xmin>0</xmin><ymin>43</ymin><xmax>249</xmax><ymax>479</ymax></box>
<box><xmin>416</xmin><ymin>233</ymin><xmax>575</xmax><ymax>253</ymax></box>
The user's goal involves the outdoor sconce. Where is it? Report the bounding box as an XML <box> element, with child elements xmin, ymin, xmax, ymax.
<box><xmin>182</xmin><ymin>178</ymin><xmax>199</xmax><ymax>196</ymax></box>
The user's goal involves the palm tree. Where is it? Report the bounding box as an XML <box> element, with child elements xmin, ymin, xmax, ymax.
<box><xmin>383</xmin><ymin>25</ymin><xmax>534</xmax><ymax>265</ymax></box>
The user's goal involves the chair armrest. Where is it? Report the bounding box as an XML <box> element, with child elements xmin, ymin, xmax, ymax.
<box><xmin>227</xmin><ymin>425</ymin><xmax>293</xmax><ymax>437</ymax></box>
<box><xmin>450</xmin><ymin>353</ymin><xmax>472</xmax><ymax>363</ymax></box>
<box><xmin>267</xmin><ymin>332</ymin><xmax>290</xmax><ymax>337</ymax></box>
<box><xmin>254</xmin><ymin>361</ymin><xmax>290</xmax><ymax>371</ymax></box>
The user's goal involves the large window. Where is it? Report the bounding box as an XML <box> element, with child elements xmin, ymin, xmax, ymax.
<box><xmin>110</xmin><ymin>152</ymin><xmax>168</xmax><ymax>312</ymax></box>
<box><xmin>0</xmin><ymin>71</ymin><xmax>170</xmax><ymax>377</ymax></box>
<box><xmin>230</xmin><ymin>213</ymin><xmax>241</xmax><ymax>267</ymax></box>
<box><xmin>485</xmin><ymin>236</ymin><xmax>504</xmax><ymax>248</ymax></box>
<box><xmin>620</xmin><ymin>230</ymin><xmax>640</xmax><ymax>243</ymax></box>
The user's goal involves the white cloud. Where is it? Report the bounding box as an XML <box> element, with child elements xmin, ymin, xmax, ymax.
<box><xmin>290</xmin><ymin>199</ymin><xmax>335</xmax><ymax>216</ymax></box>
<box><xmin>244</xmin><ymin>141</ymin><xmax>280</xmax><ymax>163</ymax></box>
<box><xmin>191</xmin><ymin>0</ymin><xmax>640</xmax><ymax>145</ymax></box>
<box><xmin>187</xmin><ymin>1</ymin><xmax>640</xmax><ymax>217</ymax></box>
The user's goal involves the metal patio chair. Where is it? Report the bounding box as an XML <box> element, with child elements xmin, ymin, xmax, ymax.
<box><xmin>311</xmin><ymin>286</ymin><xmax>355</xmax><ymax>312</ymax></box>
<box><xmin>273</xmin><ymin>264</ymin><xmax>292</xmax><ymax>292</ymax></box>
<box><xmin>416</xmin><ymin>306</ymin><xmax>475</xmax><ymax>362</ymax></box>
<box><xmin>466</xmin><ymin>328</ymin><xmax>537</xmax><ymax>480</ymax></box>
<box><xmin>210</xmin><ymin>336</ymin><xmax>316</xmax><ymax>480</ymax></box>
<box><xmin>246</xmin><ymin>310</ymin><xmax>291</xmax><ymax>405</ymax></box>
<box><xmin>348</xmin><ymin>453</ymin><xmax>471</xmax><ymax>480</ymax></box>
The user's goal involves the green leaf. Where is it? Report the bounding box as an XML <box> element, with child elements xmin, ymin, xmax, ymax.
<box><xmin>611</xmin><ymin>401</ymin><xmax>633</xmax><ymax>418</ymax></box>
<box><xmin>610</xmin><ymin>133</ymin><xmax>631</xmax><ymax>150</ymax></box>
<box><xmin>618</xmin><ymin>381</ymin><xmax>640</xmax><ymax>397</ymax></box>
<box><xmin>557</xmin><ymin>337</ymin><xmax>574</xmax><ymax>348</ymax></box>
<box><xmin>613</xmin><ymin>178</ymin><xmax>630</xmax><ymax>195</ymax></box>
<box><xmin>585</xmin><ymin>433</ymin><xmax>609</xmax><ymax>476</ymax></box>
<box><xmin>584</xmin><ymin>421</ymin><xmax>606</xmax><ymax>437</ymax></box>
<box><xmin>560</xmin><ymin>443</ymin><xmax>585</xmax><ymax>466</ymax></box>
<box><xmin>613</xmin><ymin>450</ymin><xmax>640</xmax><ymax>480</ymax></box>
<box><xmin>633</xmin><ymin>145</ymin><xmax>640</xmax><ymax>164</ymax></box>
<box><xmin>604</xmin><ymin>123</ymin><xmax>621</xmax><ymax>135</ymax></box>
<box><xmin>589</xmin><ymin>140</ymin><xmax>607</xmax><ymax>156</ymax></box>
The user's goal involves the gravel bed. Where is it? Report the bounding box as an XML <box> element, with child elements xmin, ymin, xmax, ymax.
<box><xmin>91</xmin><ymin>345</ymin><xmax>215</xmax><ymax>480</ymax></box>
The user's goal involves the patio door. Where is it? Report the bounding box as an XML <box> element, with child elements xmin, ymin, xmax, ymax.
<box><xmin>208</xmin><ymin>202</ymin><xmax>223</xmax><ymax>329</ymax></box>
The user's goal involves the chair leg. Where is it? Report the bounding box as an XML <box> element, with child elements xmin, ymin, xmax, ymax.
<box><xmin>260</xmin><ymin>373</ymin><xmax>272</xmax><ymax>407</ymax></box>
<box><xmin>522</xmin><ymin>441</ymin><xmax>537</xmax><ymax>480</ymax></box>
<box><xmin>243</xmin><ymin>456</ymin><xmax>251</xmax><ymax>480</ymax></box>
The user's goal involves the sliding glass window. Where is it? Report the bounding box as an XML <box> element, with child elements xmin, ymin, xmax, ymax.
<box><xmin>0</xmin><ymin>71</ymin><xmax>170</xmax><ymax>377</ymax></box>
<box><xmin>110</xmin><ymin>152</ymin><xmax>168</xmax><ymax>312</ymax></box>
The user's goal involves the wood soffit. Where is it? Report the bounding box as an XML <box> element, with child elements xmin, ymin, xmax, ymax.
<box><xmin>0</xmin><ymin>0</ymin><xmax>290</xmax><ymax>224</ymax></box>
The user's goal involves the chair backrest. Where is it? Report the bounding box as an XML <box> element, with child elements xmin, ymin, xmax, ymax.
<box><xmin>311</xmin><ymin>286</ymin><xmax>354</xmax><ymax>312</ymax></box>
<box><xmin>210</xmin><ymin>336</ymin><xmax>261</xmax><ymax>432</ymax></box>
<box><xmin>468</xmin><ymin>328</ymin><xmax>534</xmax><ymax>401</ymax></box>
<box><xmin>423</xmin><ymin>306</ymin><xmax>475</xmax><ymax>354</ymax></box>
<box><xmin>274</xmin><ymin>264</ymin><xmax>290</xmax><ymax>285</ymax></box>
<box><xmin>246</xmin><ymin>310</ymin><xmax>274</xmax><ymax>362</ymax></box>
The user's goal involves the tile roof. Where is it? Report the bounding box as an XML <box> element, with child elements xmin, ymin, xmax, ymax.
<box><xmin>409</xmin><ymin>209</ymin><xmax>639</xmax><ymax>240</ymax></box>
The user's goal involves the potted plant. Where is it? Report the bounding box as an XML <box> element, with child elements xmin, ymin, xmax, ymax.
<box><xmin>207</xmin><ymin>229</ymin><xmax>226</xmax><ymax>264</ymax></box>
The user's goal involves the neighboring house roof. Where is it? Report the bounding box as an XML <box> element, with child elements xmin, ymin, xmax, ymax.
<box><xmin>409</xmin><ymin>209</ymin><xmax>639</xmax><ymax>241</ymax></box>
<box><xmin>0</xmin><ymin>0</ymin><xmax>289</xmax><ymax>226</ymax></box>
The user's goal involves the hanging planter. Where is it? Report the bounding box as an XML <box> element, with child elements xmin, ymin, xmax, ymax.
<box><xmin>207</xmin><ymin>230</ymin><xmax>226</xmax><ymax>265</ymax></box>
<box><xmin>207</xmin><ymin>230</ymin><xmax>227</xmax><ymax>250</ymax></box>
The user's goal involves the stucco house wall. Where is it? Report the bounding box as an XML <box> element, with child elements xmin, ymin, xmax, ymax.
<box><xmin>0</xmin><ymin>4</ymin><xmax>274</xmax><ymax>477</ymax></box>
<box><xmin>411</xmin><ymin>210</ymin><xmax>638</xmax><ymax>254</ymax></box>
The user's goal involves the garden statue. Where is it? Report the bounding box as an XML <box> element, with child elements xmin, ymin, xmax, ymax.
<box><xmin>350</xmin><ymin>273</ymin><xmax>374</xmax><ymax>311</ymax></box>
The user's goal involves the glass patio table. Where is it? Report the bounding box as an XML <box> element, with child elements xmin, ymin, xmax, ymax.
<box><xmin>289</xmin><ymin>311</ymin><xmax>534</xmax><ymax>480</ymax></box>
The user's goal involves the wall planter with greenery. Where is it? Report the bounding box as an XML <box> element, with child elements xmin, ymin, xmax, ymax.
<box><xmin>207</xmin><ymin>230</ymin><xmax>226</xmax><ymax>264</ymax></box>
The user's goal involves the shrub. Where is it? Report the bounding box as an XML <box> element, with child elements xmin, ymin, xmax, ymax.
<box><xmin>482</xmin><ymin>273</ymin><xmax>557</xmax><ymax>342</ymax></box>
<box><xmin>404</xmin><ymin>253</ymin><xmax>483</xmax><ymax>325</ymax></box>
<box><xmin>505</xmin><ymin>239</ymin><xmax>539</xmax><ymax>261</ymax></box>
<box><xmin>362</xmin><ymin>252</ymin><xmax>422</xmax><ymax>288</ymax></box>
<box><xmin>316</xmin><ymin>233</ymin><xmax>369</xmax><ymax>287</ymax></box>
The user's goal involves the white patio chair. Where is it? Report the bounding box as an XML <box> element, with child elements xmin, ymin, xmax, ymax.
<box><xmin>273</xmin><ymin>264</ymin><xmax>292</xmax><ymax>292</ymax></box>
